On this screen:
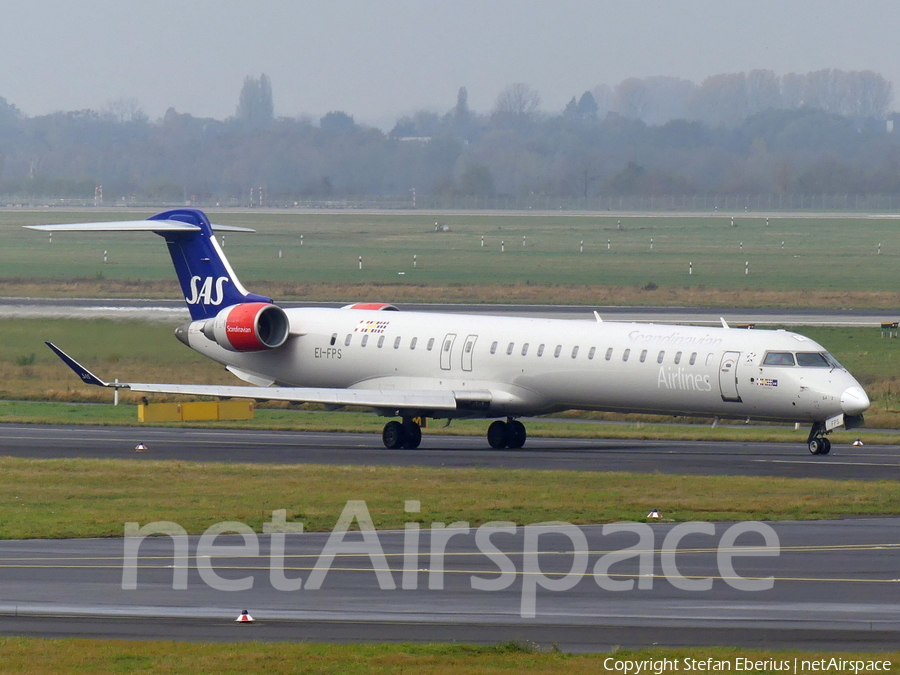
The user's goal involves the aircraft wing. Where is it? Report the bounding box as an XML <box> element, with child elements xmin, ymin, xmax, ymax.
<box><xmin>46</xmin><ymin>342</ymin><xmax>488</xmax><ymax>412</ymax></box>
<box><xmin>126</xmin><ymin>382</ymin><xmax>463</xmax><ymax>410</ymax></box>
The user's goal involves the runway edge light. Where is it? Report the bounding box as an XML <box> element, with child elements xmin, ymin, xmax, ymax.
<box><xmin>853</xmin><ymin>439</ymin><xmax>864</xmax><ymax>446</ymax></box>
<box><xmin>134</xmin><ymin>443</ymin><xmax>147</xmax><ymax>452</ymax></box>
<box><xmin>646</xmin><ymin>508</ymin><xmax>661</xmax><ymax>519</ymax></box>
<box><xmin>236</xmin><ymin>610</ymin><xmax>254</xmax><ymax>623</ymax></box>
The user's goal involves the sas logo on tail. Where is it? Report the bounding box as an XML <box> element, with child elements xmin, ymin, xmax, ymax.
<box><xmin>186</xmin><ymin>276</ymin><xmax>230</xmax><ymax>305</ymax></box>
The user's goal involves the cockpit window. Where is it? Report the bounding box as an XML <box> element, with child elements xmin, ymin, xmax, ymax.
<box><xmin>824</xmin><ymin>353</ymin><xmax>844</xmax><ymax>369</ymax></box>
<box><xmin>763</xmin><ymin>352</ymin><xmax>795</xmax><ymax>366</ymax></box>
<box><xmin>796</xmin><ymin>352</ymin><xmax>831</xmax><ymax>367</ymax></box>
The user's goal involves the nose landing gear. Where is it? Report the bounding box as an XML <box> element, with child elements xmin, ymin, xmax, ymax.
<box><xmin>807</xmin><ymin>422</ymin><xmax>832</xmax><ymax>455</ymax></box>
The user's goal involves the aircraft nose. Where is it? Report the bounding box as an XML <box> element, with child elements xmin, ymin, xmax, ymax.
<box><xmin>841</xmin><ymin>386</ymin><xmax>870</xmax><ymax>415</ymax></box>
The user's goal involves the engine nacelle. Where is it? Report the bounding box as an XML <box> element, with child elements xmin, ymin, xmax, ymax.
<box><xmin>201</xmin><ymin>302</ymin><xmax>290</xmax><ymax>352</ymax></box>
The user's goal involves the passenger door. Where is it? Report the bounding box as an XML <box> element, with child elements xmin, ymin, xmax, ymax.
<box><xmin>718</xmin><ymin>351</ymin><xmax>742</xmax><ymax>402</ymax></box>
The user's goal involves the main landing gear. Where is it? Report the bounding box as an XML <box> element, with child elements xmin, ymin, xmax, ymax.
<box><xmin>487</xmin><ymin>418</ymin><xmax>527</xmax><ymax>449</ymax></box>
<box><xmin>806</xmin><ymin>422</ymin><xmax>832</xmax><ymax>455</ymax></box>
<box><xmin>382</xmin><ymin>418</ymin><xmax>422</xmax><ymax>449</ymax></box>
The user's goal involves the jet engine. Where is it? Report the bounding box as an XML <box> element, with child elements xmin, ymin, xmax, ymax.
<box><xmin>201</xmin><ymin>302</ymin><xmax>290</xmax><ymax>352</ymax></box>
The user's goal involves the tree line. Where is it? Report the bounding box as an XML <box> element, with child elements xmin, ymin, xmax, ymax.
<box><xmin>0</xmin><ymin>70</ymin><xmax>897</xmax><ymax>204</ymax></box>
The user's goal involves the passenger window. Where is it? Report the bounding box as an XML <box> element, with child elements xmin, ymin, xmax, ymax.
<box><xmin>605</xmin><ymin>348</ymin><xmax>613</xmax><ymax>361</ymax></box>
<box><xmin>410</xmin><ymin>337</ymin><xmax>417</xmax><ymax>350</ymax></box>
<box><xmin>657</xmin><ymin>351</ymin><xmax>665</xmax><ymax>364</ymax></box>
<box><xmin>588</xmin><ymin>347</ymin><xmax>596</xmax><ymax>360</ymax></box>
<box><xmin>763</xmin><ymin>352</ymin><xmax>795</xmax><ymax>366</ymax></box>
<box><xmin>690</xmin><ymin>352</ymin><xmax>697</xmax><ymax>365</ymax></box>
<box><xmin>507</xmin><ymin>342</ymin><xmax>515</xmax><ymax>355</ymax></box>
<box><xmin>554</xmin><ymin>345</ymin><xmax>562</xmax><ymax>358</ymax></box>
<box><xmin>537</xmin><ymin>344</ymin><xmax>545</xmax><ymax>357</ymax></box>
<box><xmin>571</xmin><ymin>346</ymin><xmax>579</xmax><ymax>359</ymax></box>
<box><xmin>378</xmin><ymin>335</ymin><xmax>385</xmax><ymax>348</ymax></box>
<box><xmin>394</xmin><ymin>336</ymin><xmax>402</xmax><ymax>349</ymax></box>
<box><xmin>796</xmin><ymin>352</ymin><xmax>829</xmax><ymax>367</ymax></box>
<box><xmin>623</xmin><ymin>349</ymin><xmax>631</xmax><ymax>362</ymax></box>
<box><xmin>521</xmin><ymin>343</ymin><xmax>529</xmax><ymax>356</ymax></box>
<box><xmin>490</xmin><ymin>341</ymin><xmax>498</xmax><ymax>355</ymax></box>
<box><xmin>639</xmin><ymin>350</ymin><xmax>647</xmax><ymax>363</ymax></box>
<box><xmin>345</xmin><ymin>334</ymin><xmax>352</xmax><ymax>347</ymax></box>
<box><xmin>361</xmin><ymin>334</ymin><xmax>369</xmax><ymax>347</ymax></box>
<box><xmin>427</xmin><ymin>338</ymin><xmax>435</xmax><ymax>351</ymax></box>
<box><xmin>330</xmin><ymin>333</ymin><xmax>337</xmax><ymax>346</ymax></box>
<box><xmin>674</xmin><ymin>351</ymin><xmax>682</xmax><ymax>365</ymax></box>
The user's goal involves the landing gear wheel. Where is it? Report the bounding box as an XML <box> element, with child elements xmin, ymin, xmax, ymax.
<box><xmin>401</xmin><ymin>420</ymin><xmax>422</xmax><ymax>449</ymax></box>
<box><xmin>808</xmin><ymin>437</ymin><xmax>831</xmax><ymax>455</ymax></box>
<box><xmin>382</xmin><ymin>421</ymin><xmax>406</xmax><ymax>449</ymax></box>
<box><xmin>507</xmin><ymin>420</ymin><xmax>527</xmax><ymax>449</ymax></box>
<box><xmin>487</xmin><ymin>420</ymin><xmax>509</xmax><ymax>449</ymax></box>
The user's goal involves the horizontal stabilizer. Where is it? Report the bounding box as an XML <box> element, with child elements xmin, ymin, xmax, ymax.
<box><xmin>25</xmin><ymin>221</ymin><xmax>254</xmax><ymax>233</ymax></box>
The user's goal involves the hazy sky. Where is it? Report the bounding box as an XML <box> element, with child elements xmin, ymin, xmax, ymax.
<box><xmin>1</xmin><ymin>0</ymin><xmax>897</xmax><ymax>127</ymax></box>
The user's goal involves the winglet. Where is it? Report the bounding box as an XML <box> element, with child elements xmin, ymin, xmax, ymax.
<box><xmin>45</xmin><ymin>342</ymin><xmax>116</xmax><ymax>388</ymax></box>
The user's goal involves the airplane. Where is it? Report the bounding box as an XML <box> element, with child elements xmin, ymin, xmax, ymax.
<box><xmin>28</xmin><ymin>208</ymin><xmax>870</xmax><ymax>456</ymax></box>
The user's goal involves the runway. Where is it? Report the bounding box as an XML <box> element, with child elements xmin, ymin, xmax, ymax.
<box><xmin>0</xmin><ymin>296</ymin><xmax>896</xmax><ymax>325</ymax></box>
<box><xmin>0</xmin><ymin>519</ymin><xmax>898</xmax><ymax>651</ymax></box>
<box><xmin>0</xmin><ymin>423</ymin><xmax>898</xmax><ymax>480</ymax></box>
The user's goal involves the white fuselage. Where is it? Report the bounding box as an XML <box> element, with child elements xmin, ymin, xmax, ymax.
<box><xmin>182</xmin><ymin>308</ymin><xmax>868</xmax><ymax>423</ymax></box>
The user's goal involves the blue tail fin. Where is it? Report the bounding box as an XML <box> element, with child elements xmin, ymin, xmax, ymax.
<box><xmin>148</xmin><ymin>209</ymin><xmax>272</xmax><ymax>320</ymax></box>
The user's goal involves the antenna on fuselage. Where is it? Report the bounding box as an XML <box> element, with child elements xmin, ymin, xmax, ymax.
<box><xmin>720</xmin><ymin>317</ymin><xmax>730</xmax><ymax>329</ymax></box>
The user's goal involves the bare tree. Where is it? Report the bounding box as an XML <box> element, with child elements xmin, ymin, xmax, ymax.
<box><xmin>103</xmin><ymin>97</ymin><xmax>147</xmax><ymax>124</ymax></box>
<box><xmin>614</xmin><ymin>78</ymin><xmax>650</xmax><ymax>120</ymax></box>
<box><xmin>493</xmin><ymin>83</ymin><xmax>540</xmax><ymax>117</ymax></box>
<box><xmin>590</xmin><ymin>84</ymin><xmax>614</xmax><ymax>117</ymax></box>
<box><xmin>846</xmin><ymin>70</ymin><xmax>893</xmax><ymax>118</ymax></box>
<box><xmin>745</xmin><ymin>70</ymin><xmax>781</xmax><ymax>115</ymax></box>
<box><xmin>688</xmin><ymin>73</ymin><xmax>748</xmax><ymax>127</ymax></box>
<box><xmin>781</xmin><ymin>72</ymin><xmax>805</xmax><ymax>109</ymax></box>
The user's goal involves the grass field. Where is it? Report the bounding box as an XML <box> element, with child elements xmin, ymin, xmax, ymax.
<box><xmin>2</xmin><ymin>455</ymin><xmax>898</xmax><ymax>539</ymax></box>
<box><xmin>0</xmin><ymin>641</ymin><xmax>891</xmax><ymax>675</ymax></box>
<box><xmin>3</xmin><ymin>210</ymin><xmax>900</xmax><ymax>306</ymax></box>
